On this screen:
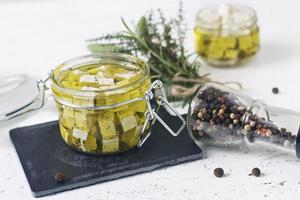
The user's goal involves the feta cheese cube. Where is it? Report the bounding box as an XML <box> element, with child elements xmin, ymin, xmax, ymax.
<box><xmin>73</xmin><ymin>69</ymin><xmax>85</xmax><ymax>75</ymax></box>
<box><xmin>97</xmin><ymin>77</ymin><xmax>115</xmax><ymax>86</ymax></box>
<box><xmin>131</xmin><ymin>101</ymin><xmax>147</xmax><ymax>113</ymax></box>
<box><xmin>98</xmin><ymin>112</ymin><xmax>117</xmax><ymax>139</ymax></box>
<box><xmin>224</xmin><ymin>49</ymin><xmax>238</xmax><ymax>59</ymax></box>
<box><xmin>84</xmin><ymin>134</ymin><xmax>97</xmax><ymax>151</ymax></box>
<box><xmin>61</xmin><ymin>117</ymin><xmax>75</xmax><ymax>129</ymax></box>
<box><xmin>218</xmin><ymin>4</ymin><xmax>231</xmax><ymax>18</ymax></box>
<box><xmin>80</xmin><ymin>74</ymin><xmax>99</xmax><ymax>84</ymax></box>
<box><xmin>117</xmin><ymin>111</ymin><xmax>138</xmax><ymax>132</ymax></box>
<box><xmin>63</xmin><ymin>106</ymin><xmax>74</xmax><ymax>118</ymax></box>
<box><xmin>238</xmin><ymin>35</ymin><xmax>253</xmax><ymax>50</ymax></box>
<box><xmin>136</xmin><ymin>112</ymin><xmax>146</xmax><ymax>125</ymax></box>
<box><xmin>102</xmin><ymin>138</ymin><xmax>119</xmax><ymax>153</ymax></box>
<box><xmin>120</xmin><ymin>126</ymin><xmax>142</xmax><ymax>147</ymax></box>
<box><xmin>74</xmin><ymin>111</ymin><xmax>87</xmax><ymax>129</ymax></box>
<box><xmin>98</xmin><ymin>65</ymin><xmax>107</xmax><ymax>71</ymax></box>
<box><xmin>72</xmin><ymin>128</ymin><xmax>88</xmax><ymax>141</ymax></box>
<box><xmin>114</xmin><ymin>71</ymin><xmax>138</xmax><ymax>81</ymax></box>
<box><xmin>61</xmin><ymin>107</ymin><xmax>75</xmax><ymax>129</ymax></box>
<box><xmin>74</xmin><ymin>111</ymin><xmax>98</xmax><ymax>130</ymax></box>
<box><xmin>73</xmin><ymin>96</ymin><xmax>95</xmax><ymax>107</ymax></box>
<box><xmin>98</xmin><ymin>120</ymin><xmax>117</xmax><ymax>140</ymax></box>
<box><xmin>87</xmin><ymin>68</ymin><xmax>101</xmax><ymax>75</ymax></box>
<box><xmin>97</xmin><ymin>71</ymin><xmax>104</xmax><ymax>77</ymax></box>
<box><xmin>81</xmin><ymin>86</ymin><xmax>99</xmax><ymax>91</ymax></box>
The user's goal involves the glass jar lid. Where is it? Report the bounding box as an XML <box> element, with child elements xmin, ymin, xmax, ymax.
<box><xmin>195</xmin><ymin>4</ymin><xmax>257</xmax><ymax>32</ymax></box>
<box><xmin>0</xmin><ymin>74</ymin><xmax>45</xmax><ymax>122</ymax></box>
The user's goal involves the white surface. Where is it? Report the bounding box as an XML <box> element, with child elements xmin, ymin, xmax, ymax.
<box><xmin>1</xmin><ymin>0</ymin><xmax>300</xmax><ymax>199</ymax></box>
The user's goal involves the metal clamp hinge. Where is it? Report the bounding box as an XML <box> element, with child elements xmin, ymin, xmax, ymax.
<box><xmin>138</xmin><ymin>80</ymin><xmax>186</xmax><ymax>147</ymax></box>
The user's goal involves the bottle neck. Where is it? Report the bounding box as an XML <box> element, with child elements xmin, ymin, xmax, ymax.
<box><xmin>242</xmin><ymin>100</ymin><xmax>299</xmax><ymax>156</ymax></box>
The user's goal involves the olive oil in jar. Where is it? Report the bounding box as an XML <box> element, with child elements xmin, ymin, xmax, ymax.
<box><xmin>194</xmin><ymin>4</ymin><xmax>260</xmax><ymax>67</ymax></box>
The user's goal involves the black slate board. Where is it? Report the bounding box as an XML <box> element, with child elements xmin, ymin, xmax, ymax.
<box><xmin>10</xmin><ymin>110</ymin><xmax>202</xmax><ymax>197</ymax></box>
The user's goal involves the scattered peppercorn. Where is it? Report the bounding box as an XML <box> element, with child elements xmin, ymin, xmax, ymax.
<box><xmin>54</xmin><ymin>172</ymin><xmax>65</xmax><ymax>183</ymax></box>
<box><xmin>249</xmin><ymin>168</ymin><xmax>261</xmax><ymax>177</ymax></box>
<box><xmin>272</xmin><ymin>87</ymin><xmax>279</xmax><ymax>94</ymax></box>
<box><xmin>214</xmin><ymin>168</ymin><xmax>224</xmax><ymax>178</ymax></box>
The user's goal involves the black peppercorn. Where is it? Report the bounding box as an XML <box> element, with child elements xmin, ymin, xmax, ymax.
<box><xmin>247</xmin><ymin>135</ymin><xmax>254</xmax><ymax>143</ymax></box>
<box><xmin>214</xmin><ymin>168</ymin><xmax>224</xmax><ymax>178</ymax></box>
<box><xmin>249</xmin><ymin>168</ymin><xmax>261</xmax><ymax>177</ymax></box>
<box><xmin>197</xmin><ymin>130</ymin><xmax>205</xmax><ymax>137</ymax></box>
<box><xmin>207</xmin><ymin>94</ymin><xmax>214</xmax><ymax>101</ymax></box>
<box><xmin>272</xmin><ymin>87</ymin><xmax>279</xmax><ymax>94</ymax></box>
<box><xmin>55</xmin><ymin>172</ymin><xmax>65</xmax><ymax>183</ymax></box>
<box><xmin>224</xmin><ymin>113</ymin><xmax>229</xmax><ymax>118</ymax></box>
<box><xmin>280</xmin><ymin>128</ymin><xmax>287</xmax><ymax>133</ymax></box>
<box><xmin>225</xmin><ymin>118</ymin><xmax>231</xmax><ymax>125</ymax></box>
<box><xmin>230</xmin><ymin>106</ymin><xmax>239</xmax><ymax>114</ymax></box>
<box><xmin>204</xmin><ymin>113</ymin><xmax>211</xmax><ymax>121</ymax></box>
<box><xmin>216</xmin><ymin>118</ymin><xmax>222</xmax><ymax>124</ymax></box>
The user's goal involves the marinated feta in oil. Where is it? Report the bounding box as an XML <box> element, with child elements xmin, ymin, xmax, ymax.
<box><xmin>194</xmin><ymin>26</ymin><xmax>259</xmax><ymax>65</ymax></box>
<box><xmin>53</xmin><ymin>63</ymin><xmax>151</xmax><ymax>154</ymax></box>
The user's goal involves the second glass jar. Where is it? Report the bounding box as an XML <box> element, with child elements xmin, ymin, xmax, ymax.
<box><xmin>194</xmin><ymin>4</ymin><xmax>260</xmax><ymax>67</ymax></box>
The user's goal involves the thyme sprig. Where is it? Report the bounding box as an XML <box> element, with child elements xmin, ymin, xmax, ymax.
<box><xmin>86</xmin><ymin>2</ymin><xmax>203</xmax><ymax>104</ymax></box>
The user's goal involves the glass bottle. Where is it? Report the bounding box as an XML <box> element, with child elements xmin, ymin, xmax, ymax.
<box><xmin>188</xmin><ymin>83</ymin><xmax>300</xmax><ymax>158</ymax></box>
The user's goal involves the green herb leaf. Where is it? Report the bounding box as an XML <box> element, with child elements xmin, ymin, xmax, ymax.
<box><xmin>137</xmin><ymin>16</ymin><xmax>148</xmax><ymax>37</ymax></box>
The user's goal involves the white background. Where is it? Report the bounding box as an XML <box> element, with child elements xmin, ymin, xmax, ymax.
<box><xmin>1</xmin><ymin>0</ymin><xmax>300</xmax><ymax>199</ymax></box>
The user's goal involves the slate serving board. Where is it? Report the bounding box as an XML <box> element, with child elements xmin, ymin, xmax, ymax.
<box><xmin>10</xmin><ymin>110</ymin><xmax>202</xmax><ymax>197</ymax></box>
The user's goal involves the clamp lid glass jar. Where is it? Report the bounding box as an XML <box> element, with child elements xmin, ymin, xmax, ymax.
<box><xmin>51</xmin><ymin>53</ymin><xmax>185</xmax><ymax>154</ymax></box>
<box><xmin>188</xmin><ymin>83</ymin><xmax>300</xmax><ymax>159</ymax></box>
<box><xmin>194</xmin><ymin>4</ymin><xmax>260</xmax><ymax>67</ymax></box>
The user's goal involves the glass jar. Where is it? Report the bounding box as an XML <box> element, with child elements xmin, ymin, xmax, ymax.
<box><xmin>188</xmin><ymin>83</ymin><xmax>300</xmax><ymax>158</ymax></box>
<box><xmin>50</xmin><ymin>53</ymin><xmax>185</xmax><ymax>154</ymax></box>
<box><xmin>194</xmin><ymin>4</ymin><xmax>260</xmax><ymax>67</ymax></box>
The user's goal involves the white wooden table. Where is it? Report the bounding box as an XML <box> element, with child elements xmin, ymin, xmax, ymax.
<box><xmin>1</xmin><ymin>0</ymin><xmax>300</xmax><ymax>199</ymax></box>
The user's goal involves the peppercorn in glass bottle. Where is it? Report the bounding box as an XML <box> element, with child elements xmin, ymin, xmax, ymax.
<box><xmin>188</xmin><ymin>83</ymin><xmax>300</xmax><ymax>158</ymax></box>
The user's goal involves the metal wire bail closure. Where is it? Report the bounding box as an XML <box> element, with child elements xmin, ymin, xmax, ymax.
<box><xmin>0</xmin><ymin>71</ymin><xmax>52</xmax><ymax>122</ymax></box>
<box><xmin>138</xmin><ymin>80</ymin><xmax>186</xmax><ymax>147</ymax></box>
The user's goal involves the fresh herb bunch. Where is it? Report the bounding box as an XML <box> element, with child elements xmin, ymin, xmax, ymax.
<box><xmin>86</xmin><ymin>2</ymin><xmax>205</xmax><ymax>104</ymax></box>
